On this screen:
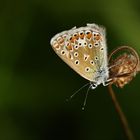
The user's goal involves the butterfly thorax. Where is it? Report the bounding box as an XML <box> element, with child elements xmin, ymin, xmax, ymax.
<box><xmin>92</xmin><ymin>67</ymin><xmax>109</xmax><ymax>86</ymax></box>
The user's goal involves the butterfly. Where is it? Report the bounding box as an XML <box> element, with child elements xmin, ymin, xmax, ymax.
<box><xmin>50</xmin><ymin>23</ymin><xmax>110</xmax><ymax>89</ymax></box>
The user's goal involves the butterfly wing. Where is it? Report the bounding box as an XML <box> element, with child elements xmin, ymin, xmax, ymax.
<box><xmin>50</xmin><ymin>23</ymin><xmax>108</xmax><ymax>82</ymax></box>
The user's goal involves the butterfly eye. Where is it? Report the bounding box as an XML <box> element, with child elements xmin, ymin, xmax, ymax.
<box><xmin>74</xmin><ymin>52</ymin><xmax>79</xmax><ymax>57</ymax></box>
<box><xmin>88</xmin><ymin>43</ymin><xmax>93</xmax><ymax>48</ymax></box>
<box><xmin>75</xmin><ymin>60</ymin><xmax>80</xmax><ymax>65</ymax></box>
<box><xmin>85</xmin><ymin>67</ymin><xmax>90</xmax><ymax>72</ymax></box>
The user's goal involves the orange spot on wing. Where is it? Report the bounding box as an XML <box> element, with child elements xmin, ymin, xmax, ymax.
<box><xmin>66</xmin><ymin>43</ymin><xmax>73</xmax><ymax>51</ymax></box>
<box><xmin>79</xmin><ymin>33</ymin><xmax>85</xmax><ymax>39</ymax></box>
<box><xmin>86</xmin><ymin>32</ymin><xmax>92</xmax><ymax>39</ymax></box>
<box><xmin>73</xmin><ymin>33</ymin><xmax>79</xmax><ymax>40</ymax></box>
<box><xmin>95</xmin><ymin>34</ymin><xmax>101</xmax><ymax>40</ymax></box>
<box><xmin>69</xmin><ymin>36</ymin><xmax>75</xmax><ymax>43</ymax></box>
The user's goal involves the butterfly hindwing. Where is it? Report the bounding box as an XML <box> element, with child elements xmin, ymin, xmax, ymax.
<box><xmin>50</xmin><ymin>23</ymin><xmax>108</xmax><ymax>82</ymax></box>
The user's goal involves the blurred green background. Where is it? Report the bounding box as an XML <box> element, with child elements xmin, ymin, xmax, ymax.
<box><xmin>0</xmin><ymin>0</ymin><xmax>140</xmax><ymax>140</ymax></box>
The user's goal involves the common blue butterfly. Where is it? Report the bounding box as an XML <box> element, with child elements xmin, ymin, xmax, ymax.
<box><xmin>50</xmin><ymin>23</ymin><xmax>110</xmax><ymax>89</ymax></box>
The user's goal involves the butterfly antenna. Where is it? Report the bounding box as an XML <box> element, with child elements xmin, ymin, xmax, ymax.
<box><xmin>82</xmin><ymin>84</ymin><xmax>91</xmax><ymax>110</ymax></box>
<box><xmin>66</xmin><ymin>83</ymin><xmax>90</xmax><ymax>102</ymax></box>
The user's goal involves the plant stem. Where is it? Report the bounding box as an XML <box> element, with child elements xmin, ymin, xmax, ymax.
<box><xmin>108</xmin><ymin>85</ymin><xmax>135</xmax><ymax>140</ymax></box>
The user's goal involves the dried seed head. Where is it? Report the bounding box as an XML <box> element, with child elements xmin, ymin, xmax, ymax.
<box><xmin>109</xmin><ymin>46</ymin><xmax>140</xmax><ymax>88</ymax></box>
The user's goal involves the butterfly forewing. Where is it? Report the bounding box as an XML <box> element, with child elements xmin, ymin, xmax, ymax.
<box><xmin>50</xmin><ymin>23</ymin><xmax>108</xmax><ymax>82</ymax></box>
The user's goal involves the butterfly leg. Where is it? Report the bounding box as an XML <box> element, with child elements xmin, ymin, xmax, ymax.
<box><xmin>102</xmin><ymin>78</ymin><xmax>113</xmax><ymax>86</ymax></box>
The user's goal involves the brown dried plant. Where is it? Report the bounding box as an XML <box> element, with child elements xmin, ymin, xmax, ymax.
<box><xmin>108</xmin><ymin>46</ymin><xmax>140</xmax><ymax>140</ymax></box>
<box><xmin>109</xmin><ymin>46</ymin><xmax>140</xmax><ymax>88</ymax></box>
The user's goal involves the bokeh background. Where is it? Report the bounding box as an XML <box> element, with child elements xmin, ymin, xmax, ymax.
<box><xmin>1</xmin><ymin>0</ymin><xmax>140</xmax><ymax>140</ymax></box>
